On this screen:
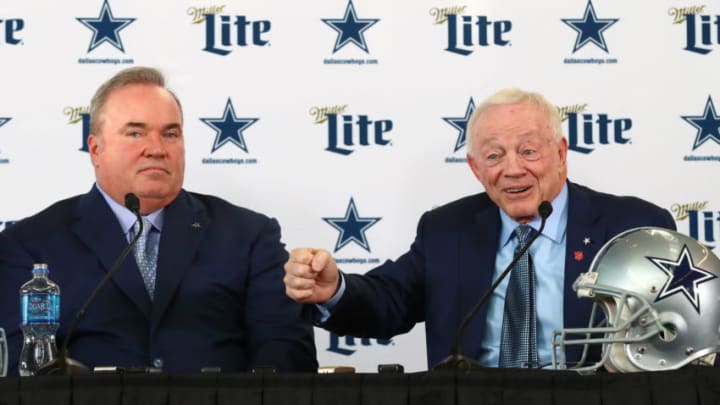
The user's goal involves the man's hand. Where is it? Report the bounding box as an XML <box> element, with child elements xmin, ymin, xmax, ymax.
<box><xmin>283</xmin><ymin>248</ymin><xmax>340</xmax><ymax>303</ymax></box>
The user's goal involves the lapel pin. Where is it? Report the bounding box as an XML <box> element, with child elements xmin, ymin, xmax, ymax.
<box><xmin>191</xmin><ymin>222</ymin><xmax>201</xmax><ymax>229</ymax></box>
<box><xmin>574</xmin><ymin>251</ymin><xmax>584</xmax><ymax>262</ymax></box>
<box><xmin>582</xmin><ymin>237</ymin><xmax>592</xmax><ymax>246</ymax></box>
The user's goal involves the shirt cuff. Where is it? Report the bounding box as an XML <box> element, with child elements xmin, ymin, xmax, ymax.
<box><xmin>314</xmin><ymin>272</ymin><xmax>346</xmax><ymax>324</ymax></box>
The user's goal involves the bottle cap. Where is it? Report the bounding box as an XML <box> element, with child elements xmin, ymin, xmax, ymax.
<box><xmin>32</xmin><ymin>263</ymin><xmax>49</xmax><ymax>273</ymax></box>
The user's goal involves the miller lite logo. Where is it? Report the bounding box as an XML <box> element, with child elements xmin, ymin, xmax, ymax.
<box><xmin>66</xmin><ymin>106</ymin><xmax>91</xmax><ymax>152</ymax></box>
<box><xmin>558</xmin><ymin>104</ymin><xmax>632</xmax><ymax>154</ymax></box>
<box><xmin>430</xmin><ymin>5</ymin><xmax>512</xmax><ymax>56</ymax></box>
<box><xmin>327</xmin><ymin>333</ymin><xmax>392</xmax><ymax>356</ymax></box>
<box><xmin>311</xmin><ymin>105</ymin><xmax>393</xmax><ymax>155</ymax></box>
<box><xmin>192</xmin><ymin>3</ymin><xmax>271</xmax><ymax>55</ymax></box>
<box><xmin>673</xmin><ymin>201</ymin><xmax>720</xmax><ymax>251</ymax></box>
<box><xmin>668</xmin><ymin>5</ymin><xmax>720</xmax><ymax>54</ymax></box>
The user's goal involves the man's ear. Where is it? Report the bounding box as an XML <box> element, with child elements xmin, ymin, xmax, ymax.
<box><xmin>467</xmin><ymin>154</ymin><xmax>483</xmax><ymax>183</ymax></box>
<box><xmin>88</xmin><ymin>134</ymin><xmax>102</xmax><ymax>167</ymax></box>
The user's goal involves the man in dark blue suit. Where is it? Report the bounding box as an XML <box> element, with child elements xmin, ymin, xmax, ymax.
<box><xmin>0</xmin><ymin>67</ymin><xmax>317</xmax><ymax>374</ymax></box>
<box><xmin>283</xmin><ymin>88</ymin><xmax>675</xmax><ymax>370</ymax></box>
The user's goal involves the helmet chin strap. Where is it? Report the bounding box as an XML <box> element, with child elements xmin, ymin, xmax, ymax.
<box><xmin>604</xmin><ymin>297</ymin><xmax>643</xmax><ymax>373</ymax></box>
<box><xmin>695</xmin><ymin>353</ymin><xmax>717</xmax><ymax>366</ymax></box>
<box><xmin>605</xmin><ymin>341</ymin><xmax>642</xmax><ymax>372</ymax></box>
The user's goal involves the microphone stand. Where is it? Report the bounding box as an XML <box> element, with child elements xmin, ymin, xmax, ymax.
<box><xmin>434</xmin><ymin>201</ymin><xmax>553</xmax><ymax>370</ymax></box>
<box><xmin>36</xmin><ymin>193</ymin><xmax>143</xmax><ymax>376</ymax></box>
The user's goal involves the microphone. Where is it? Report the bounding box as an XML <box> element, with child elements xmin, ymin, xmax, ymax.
<box><xmin>434</xmin><ymin>201</ymin><xmax>553</xmax><ymax>370</ymax></box>
<box><xmin>36</xmin><ymin>193</ymin><xmax>144</xmax><ymax>375</ymax></box>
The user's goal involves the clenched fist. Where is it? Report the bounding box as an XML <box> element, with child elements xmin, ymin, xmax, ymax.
<box><xmin>283</xmin><ymin>248</ymin><xmax>340</xmax><ymax>303</ymax></box>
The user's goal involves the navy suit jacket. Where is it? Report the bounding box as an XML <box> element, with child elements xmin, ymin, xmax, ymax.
<box><xmin>0</xmin><ymin>187</ymin><xmax>317</xmax><ymax>374</ymax></box>
<box><xmin>323</xmin><ymin>181</ymin><xmax>676</xmax><ymax>368</ymax></box>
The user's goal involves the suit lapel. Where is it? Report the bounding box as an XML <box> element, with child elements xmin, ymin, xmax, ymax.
<box><xmin>150</xmin><ymin>191</ymin><xmax>208</xmax><ymax>333</ymax></box>
<box><xmin>458</xmin><ymin>201</ymin><xmax>501</xmax><ymax>351</ymax></box>
<box><xmin>71</xmin><ymin>187</ymin><xmax>152</xmax><ymax>318</ymax></box>
<box><xmin>563</xmin><ymin>182</ymin><xmax>605</xmax><ymax>329</ymax></box>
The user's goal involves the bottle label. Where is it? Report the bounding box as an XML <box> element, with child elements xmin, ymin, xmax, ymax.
<box><xmin>21</xmin><ymin>294</ymin><xmax>60</xmax><ymax>324</ymax></box>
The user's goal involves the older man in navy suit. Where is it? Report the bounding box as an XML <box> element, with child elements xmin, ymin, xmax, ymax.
<box><xmin>283</xmin><ymin>88</ymin><xmax>675</xmax><ymax>370</ymax></box>
<box><xmin>0</xmin><ymin>66</ymin><xmax>317</xmax><ymax>374</ymax></box>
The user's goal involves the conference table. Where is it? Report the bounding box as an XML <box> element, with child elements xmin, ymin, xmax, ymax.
<box><xmin>0</xmin><ymin>366</ymin><xmax>717</xmax><ymax>405</ymax></box>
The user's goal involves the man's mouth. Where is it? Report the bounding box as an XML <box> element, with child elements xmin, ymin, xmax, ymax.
<box><xmin>505</xmin><ymin>186</ymin><xmax>530</xmax><ymax>194</ymax></box>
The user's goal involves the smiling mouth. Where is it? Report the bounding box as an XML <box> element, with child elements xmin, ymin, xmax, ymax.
<box><xmin>505</xmin><ymin>186</ymin><xmax>530</xmax><ymax>194</ymax></box>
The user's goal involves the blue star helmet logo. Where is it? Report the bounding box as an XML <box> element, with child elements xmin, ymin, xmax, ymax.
<box><xmin>200</xmin><ymin>98</ymin><xmax>259</xmax><ymax>153</ymax></box>
<box><xmin>648</xmin><ymin>244</ymin><xmax>717</xmax><ymax>314</ymax></box>
<box><xmin>322</xmin><ymin>0</ymin><xmax>379</xmax><ymax>54</ymax></box>
<box><xmin>323</xmin><ymin>197</ymin><xmax>381</xmax><ymax>253</ymax></box>
<box><xmin>561</xmin><ymin>0</ymin><xmax>618</xmax><ymax>53</ymax></box>
<box><xmin>77</xmin><ymin>0</ymin><xmax>136</xmax><ymax>53</ymax></box>
<box><xmin>443</xmin><ymin>98</ymin><xmax>475</xmax><ymax>153</ymax></box>
<box><xmin>682</xmin><ymin>95</ymin><xmax>720</xmax><ymax>151</ymax></box>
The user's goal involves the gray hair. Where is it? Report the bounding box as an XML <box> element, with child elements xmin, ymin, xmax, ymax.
<box><xmin>466</xmin><ymin>88</ymin><xmax>563</xmax><ymax>156</ymax></box>
<box><xmin>89</xmin><ymin>66</ymin><xmax>183</xmax><ymax>135</ymax></box>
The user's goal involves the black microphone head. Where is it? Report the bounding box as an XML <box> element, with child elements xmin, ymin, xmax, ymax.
<box><xmin>539</xmin><ymin>201</ymin><xmax>553</xmax><ymax>219</ymax></box>
<box><xmin>124</xmin><ymin>193</ymin><xmax>140</xmax><ymax>213</ymax></box>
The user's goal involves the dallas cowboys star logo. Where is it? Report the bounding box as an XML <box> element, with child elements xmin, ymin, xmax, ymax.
<box><xmin>77</xmin><ymin>0</ymin><xmax>136</xmax><ymax>53</ymax></box>
<box><xmin>443</xmin><ymin>98</ymin><xmax>475</xmax><ymax>153</ymax></box>
<box><xmin>323</xmin><ymin>197</ymin><xmax>381</xmax><ymax>253</ymax></box>
<box><xmin>200</xmin><ymin>98</ymin><xmax>258</xmax><ymax>153</ymax></box>
<box><xmin>648</xmin><ymin>244</ymin><xmax>717</xmax><ymax>313</ymax></box>
<box><xmin>322</xmin><ymin>0</ymin><xmax>379</xmax><ymax>54</ymax></box>
<box><xmin>0</xmin><ymin>117</ymin><xmax>10</xmax><ymax>155</ymax></box>
<box><xmin>561</xmin><ymin>0</ymin><xmax>618</xmax><ymax>53</ymax></box>
<box><xmin>682</xmin><ymin>96</ymin><xmax>720</xmax><ymax>151</ymax></box>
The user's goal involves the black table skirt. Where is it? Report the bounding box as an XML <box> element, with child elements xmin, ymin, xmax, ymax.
<box><xmin>0</xmin><ymin>367</ymin><xmax>717</xmax><ymax>405</ymax></box>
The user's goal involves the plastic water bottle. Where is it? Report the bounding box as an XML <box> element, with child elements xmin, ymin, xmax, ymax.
<box><xmin>19</xmin><ymin>263</ymin><xmax>60</xmax><ymax>376</ymax></box>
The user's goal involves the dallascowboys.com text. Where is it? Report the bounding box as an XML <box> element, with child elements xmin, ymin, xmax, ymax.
<box><xmin>78</xmin><ymin>58</ymin><xmax>135</xmax><ymax>65</ymax></box>
<box><xmin>324</xmin><ymin>58</ymin><xmax>378</xmax><ymax>65</ymax></box>
<box><xmin>335</xmin><ymin>258</ymin><xmax>381</xmax><ymax>264</ymax></box>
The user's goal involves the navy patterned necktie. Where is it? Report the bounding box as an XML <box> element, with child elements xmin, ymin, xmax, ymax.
<box><xmin>498</xmin><ymin>224</ymin><xmax>539</xmax><ymax>368</ymax></box>
<box><xmin>132</xmin><ymin>218</ymin><xmax>158</xmax><ymax>300</ymax></box>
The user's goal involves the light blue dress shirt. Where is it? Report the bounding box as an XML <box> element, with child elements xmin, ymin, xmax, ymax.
<box><xmin>95</xmin><ymin>184</ymin><xmax>165</xmax><ymax>241</ymax></box>
<box><xmin>477</xmin><ymin>183</ymin><xmax>568</xmax><ymax>367</ymax></box>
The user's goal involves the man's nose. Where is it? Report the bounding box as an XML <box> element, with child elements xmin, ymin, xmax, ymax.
<box><xmin>502</xmin><ymin>152</ymin><xmax>526</xmax><ymax>174</ymax></box>
<box><xmin>143</xmin><ymin>133</ymin><xmax>168</xmax><ymax>156</ymax></box>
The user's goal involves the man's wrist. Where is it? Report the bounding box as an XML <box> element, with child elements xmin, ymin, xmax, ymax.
<box><xmin>314</xmin><ymin>272</ymin><xmax>346</xmax><ymax>324</ymax></box>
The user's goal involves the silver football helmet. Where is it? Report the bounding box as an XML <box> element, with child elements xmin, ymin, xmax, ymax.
<box><xmin>552</xmin><ymin>227</ymin><xmax>720</xmax><ymax>373</ymax></box>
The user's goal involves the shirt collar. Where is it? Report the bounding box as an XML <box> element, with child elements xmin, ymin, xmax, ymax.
<box><xmin>499</xmin><ymin>182</ymin><xmax>568</xmax><ymax>247</ymax></box>
<box><xmin>95</xmin><ymin>183</ymin><xmax>165</xmax><ymax>235</ymax></box>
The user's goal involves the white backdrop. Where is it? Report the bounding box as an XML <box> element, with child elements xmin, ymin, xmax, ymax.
<box><xmin>1</xmin><ymin>0</ymin><xmax>719</xmax><ymax>372</ymax></box>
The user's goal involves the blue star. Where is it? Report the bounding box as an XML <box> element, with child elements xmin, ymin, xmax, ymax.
<box><xmin>443</xmin><ymin>98</ymin><xmax>475</xmax><ymax>153</ymax></box>
<box><xmin>682</xmin><ymin>96</ymin><xmax>720</xmax><ymax>151</ymax></box>
<box><xmin>323</xmin><ymin>197</ymin><xmax>381</xmax><ymax>253</ymax></box>
<box><xmin>561</xmin><ymin>0</ymin><xmax>618</xmax><ymax>53</ymax></box>
<box><xmin>77</xmin><ymin>0</ymin><xmax>136</xmax><ymax>53</ymax></box>
<box><xmin>648</xmin><ymin>244</ymin><xmax>717</xmax><ymax>314</ymax></box>
<box><xmin>322</xmin><ymin>0</ymin><xmax>379</xmax><ymax>53</ymax></box>
<box><xmin>200</xmin><ymin>98</ymin><xmax>258</xmax><ymax>153</ymax></box>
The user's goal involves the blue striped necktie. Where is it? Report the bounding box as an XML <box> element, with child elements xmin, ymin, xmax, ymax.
<box><xmin>498</xmin><ymin>224</ymin><xmax>538</xmax><ymax>368</ymax></box>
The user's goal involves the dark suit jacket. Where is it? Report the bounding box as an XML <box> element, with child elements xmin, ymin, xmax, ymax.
<box><xmin>0</xmin><ymin>187</ymin><xmax>317</xmax><ymax>374</ymax></box>
<box><xmin>322</xmin><ymin>181</ymin><xmax>676</xmax><ymax>368</ymax></box>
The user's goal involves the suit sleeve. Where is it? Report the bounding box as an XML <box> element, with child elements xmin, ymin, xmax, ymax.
<box><xmin>244</xmin><ymin>218</ymin><xmax>318</xmax><ymax>372</ymax></box>
<box><xmin>321</xmin><ymin>213</ymin><xmax>428</xmax><ymax>339</ymax></box>
<box><xmin>0</xmin><ymin>232</ymin><xmax>35</xmax><ymax>375</ymax></box>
